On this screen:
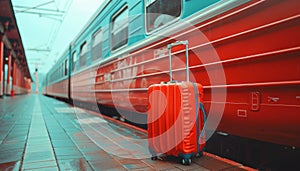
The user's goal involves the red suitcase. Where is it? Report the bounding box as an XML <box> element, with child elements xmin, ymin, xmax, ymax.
<box><xmin>148</xmin><ymin>41</ymin><xmax>206</xmax><ymax>165</ymax></box>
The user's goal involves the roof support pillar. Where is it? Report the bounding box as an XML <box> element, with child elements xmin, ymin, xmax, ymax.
<box><xmin>11</xmin><ymin>60</ymin><xmax>16</xmax><ymax>96</ymax></box>
<box><xmin>6</xmin><ymin>51</ymin><xmax>11</xmax><ymax>95</ymax></box>
<box><xmin>0</xmin><ymin>39</ymin><xmax>3</xmax><ymax>97</ymax></box>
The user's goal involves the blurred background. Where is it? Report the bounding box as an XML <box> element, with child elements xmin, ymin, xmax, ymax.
<box><xmin>11</xmin><ymin>0</ymin><xmax>105</xmax><ymax>92</ymax></box>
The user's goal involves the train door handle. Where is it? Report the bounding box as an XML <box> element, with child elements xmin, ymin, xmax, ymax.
<box><xmin>250</xmin><ymin>92</ymin><xmax>261</xmax><ymax>111</ymax></box>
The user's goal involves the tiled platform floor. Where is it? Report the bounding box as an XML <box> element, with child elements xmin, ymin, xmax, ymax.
<box><xmin>0</xmin><ymin>94</ymin><xmax>255</xmax><ymax>171</ymax></box>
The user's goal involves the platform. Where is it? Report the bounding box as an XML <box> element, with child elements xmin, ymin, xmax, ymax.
<box><xmin>0</xmin><ymin>94</ymin><xmax>255</xmax><ymax>171</ymax></box>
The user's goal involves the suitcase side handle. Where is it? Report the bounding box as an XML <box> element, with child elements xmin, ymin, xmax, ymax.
<box><xmin>194</xmin><ymin>83</ymin><xmax>207</xmax><ymax>154</ymax></box>
<box><xmin>199</xmin><ymin>102</ymin><xmax>207</xmax><ymax>138</ymax></box>
<box><xmin>197</xmin><ymin>102</ymin><xmax>207</xmax><ymax>154</ymax></box>
<box><xmin>167</xmin><ymin>41</ymin><xmax>189</xmax><ymax>82</ymax></box>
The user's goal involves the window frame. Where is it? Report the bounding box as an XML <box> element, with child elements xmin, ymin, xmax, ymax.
<box><xmin>144</xmin><ymin>0</ymin><xmax>183</xmax><ymax>34</ymax></box>
<box><xmin>72</xmin><ymin>51</ymin><xmax>77</xmax><ymax>71</ymax></box>
<box><xmin>92</xmin><ymin>28</ymin><xmax>103</xmax><ymax>61</ymax></box>
<box><xmin>110</xmin><ymin>5</ymin><xmax>129</xmax><ymax>52</ymax></box>
<box><xmin>80</xmin><ymin>41</ymin><xmax>88</xmax><ymax>67</ymax></box>
<box><xmin>61</xmin><ymin>62</ymin><xmax>64</xmax><ymax>77</ymax></box>
<box><xmin>64</xmin><ymin>59</ymin><xmax>68</xmax><ymax>76</ymax></box>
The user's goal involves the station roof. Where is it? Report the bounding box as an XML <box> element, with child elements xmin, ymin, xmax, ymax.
<box><xmin>0</xmin><ymin>0</ymin><xmax>32</xmax><ymax>81</ymax></box>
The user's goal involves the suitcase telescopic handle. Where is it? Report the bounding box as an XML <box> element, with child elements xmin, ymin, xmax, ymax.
<box><xmin>167</xmin><ymin>41</ymin><xmax>189</xmax><ymax>82</ymax></box>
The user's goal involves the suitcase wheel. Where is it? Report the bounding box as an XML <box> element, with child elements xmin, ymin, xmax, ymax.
<box><xmin>151</xmin><ymin>156</ymin><xmax>158</xmax><ymax>160</ymax></box>
<box><xmin>195</xmin><ymin>151</ymin><xmax>203</xmax><ymax>158</ymax></box>
<box><xmin>181</xmin><ymin>158</ymin><xmax>192</xmax><ymax>165</ymax></box>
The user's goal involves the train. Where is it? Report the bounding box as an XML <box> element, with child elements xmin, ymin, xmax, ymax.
<box><xmin>43</xmin><ymin>0</ymin><xmax>300</xmax><ymax>167</ymax></box>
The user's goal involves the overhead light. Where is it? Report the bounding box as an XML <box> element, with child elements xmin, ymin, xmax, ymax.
<box><xmin>4</xmin><ymin>21</ymin><xmax>10</xmax><ymax>30</ymax></box>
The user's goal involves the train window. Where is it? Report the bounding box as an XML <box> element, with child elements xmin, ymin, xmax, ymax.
<box><xmin>92</xmin><ymin>28</ymin><xmax>103</xmax><ymax>61</ymax></box>
<box><xmin>145</xmin><ymin>0</ymin><xmax>182</xmax><ymax>33</ymax></box>
<box><xmin>111</xmin><ymin>6</ymin><xmax>128</xmax><ymax>51</ymax></box>
<box><xmin>62</xmin><ymin>63</ymin><xmax>64</xmax><ymax>77</ymax></box>
<box><xmin>80</xmin><ymin>42</ymin><xmax>88</xmax><ymax>66</ymax></box>
<box><xmin>64</xmin><ymin>59</ymin><xmax>68</xmax><ymax>76</ymax></box>
<box><xmin>58</xmin><ymin>66</ymin><xmax>60</xmax><ymax>78</ymax></box>
<box><xmin>72</xmin><ymin>51</ymin><xmax>77</xmax><ymax>71</ymax></box>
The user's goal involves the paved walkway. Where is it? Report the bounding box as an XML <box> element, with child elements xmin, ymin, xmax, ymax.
<box><xmin>0</xmin><ymin>94</ymin><xmax>254</xmax><ymax>171</ymax></box>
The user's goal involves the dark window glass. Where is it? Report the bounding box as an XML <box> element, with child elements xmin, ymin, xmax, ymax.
<box><xmin>65</xmin><ymin>59</ymin><xmax>68</xmax><ymax>76</ymax></box>
<box><xmin>111</xmin><ymin>6</ymin><xmax>128</xmax><ymax>51</ymax></box>
<box><xmin>92</xmin><ymin>29</ymin><xmax>103</xmax><ymax>60</ymax></box>
<box><xmin>80</xmin><ymin>42</ymin><xmax>88</xmax><ymax>67</ymax></box>
<box><xmin>72</xmin><ymin>51</ymin><xmax>77</xmax><ymax>71</ymax></box>
<box><xmin>146</xmin><ymin>0</ymin><xmax>181</xmax><ymax>32</ymax></box>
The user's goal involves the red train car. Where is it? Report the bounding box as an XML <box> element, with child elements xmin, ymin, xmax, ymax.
<box><xmin>93</xmin><ymin>0</ymin><xmax>300</xmax><ymax>148</ymax></box>
<box><xmin>44</xmin><ymin>0</ymin><xmax>300</xmax><ymax>165</ymax></box>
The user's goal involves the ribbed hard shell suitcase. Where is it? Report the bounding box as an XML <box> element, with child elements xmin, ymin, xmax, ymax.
<box><xmin>148</xmin><ymin>41</ymin><xmax>206</xmax><ymax>165</ymax></box>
